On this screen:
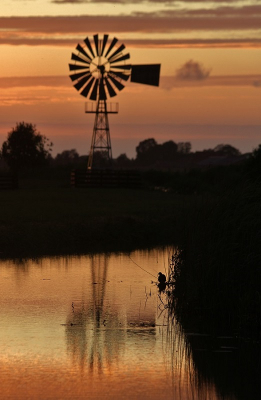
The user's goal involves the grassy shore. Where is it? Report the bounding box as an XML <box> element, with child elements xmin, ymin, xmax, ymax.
<box><xmin>0</xmin><ymin>173</ymin><xmax>201</xmax><ymax>258</ymax></box>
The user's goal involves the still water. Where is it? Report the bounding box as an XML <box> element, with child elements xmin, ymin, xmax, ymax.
<box><xmin>0</xmin><ymin>249</ymin><xmax>258</xmax><ymax>400</ymax></box>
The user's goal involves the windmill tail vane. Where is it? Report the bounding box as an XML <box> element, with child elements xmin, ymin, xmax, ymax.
<box><xmin>69</xmin><ymin>33</ymin><xmax>161</xmax><ymax>168</ymax></box>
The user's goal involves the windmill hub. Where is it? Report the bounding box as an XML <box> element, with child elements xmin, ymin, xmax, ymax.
<box><xmin>98</xmin><ymin>64</ymin><xmax>106</xmax><ymax>76</ymax></box>
<box><xmin>89</xmin><ymin>56</ymin><xmax>110</xmax><ymax>79</ymax></box>
<box><xmin>69</xmin><ymin>33</ymin><xmax>161</xmax><ymax>169</ymax></box>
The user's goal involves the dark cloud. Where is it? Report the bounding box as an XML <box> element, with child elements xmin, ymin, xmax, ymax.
<box><xmin>51</xmin><ymin>0</ymin><xmax>243</xmax><ymax>3</ymax></box>
<box><xmin>253</xmin><ymin>80</ymin><xmax>261</xmax><ymax>88</ymax></box>
<box><xmin>176</xmin><ymin>60</ymin><xmax>211</xmax><ymax>81</ymax></box>
<box><xmin>0</xmin><ymin>3</ymin><xmax>260</xmax><ymax>49</ymax></box>
<box><xmin>52</xmin><ymin>0</ymin><xmax>86</xmax><ymax>3</ymax></box>
<box><xmin>0</xmin><ymin>76</ymin><xmax>69</xmax><ymax>89</ymax></box>
<box><xmin>0</xmin><ymin>36</ymin><xmax>260</xmax><ymax>48</ymax></box>
<box><xmin>1</xmin><ymin>74</ymin><xmax>261</xmax><ymax>89</ymax></box>
<box><xmin>52</xmin><ymin>0</ymin><xmax>141</xmax><ymax>3</ymax></box>
<box><xmin>1</xmin><ymin>5</ymin><xmax>261</xmax><ymax>35</ymax></box>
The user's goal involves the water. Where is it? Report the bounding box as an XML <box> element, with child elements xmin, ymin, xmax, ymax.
<box><xmin>0</xmin><ymin>249</ymin><xmax>259</xmax><ymax>400</ymax></box>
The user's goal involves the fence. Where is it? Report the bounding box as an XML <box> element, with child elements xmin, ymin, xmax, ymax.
<box><xmin>71</xmin><ymin>169</ymin><xmax>142</xmax><ymax>188</ymax></box>
<box><xmin>0</xmin><ymin>174</ymin><xmax>18</xmax><ymax>190</ymax></box>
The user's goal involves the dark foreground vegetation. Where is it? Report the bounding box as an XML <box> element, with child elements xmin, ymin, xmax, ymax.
<box><xmin>168</xmin><ymin>147</ymin><xmax>261</xmax><ymax>342</ymax></box>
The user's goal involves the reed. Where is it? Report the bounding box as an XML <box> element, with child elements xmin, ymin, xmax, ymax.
<box><xmin>171</xmin><ymin>176</ymin><xmax>261</xmax><ymax>339</ymax></box>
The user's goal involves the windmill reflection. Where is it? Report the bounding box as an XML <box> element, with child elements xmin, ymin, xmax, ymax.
<box><xmin>65</xmin><ymin>254</ymin><xmax>125</xmax><ymax>372</ymax></box>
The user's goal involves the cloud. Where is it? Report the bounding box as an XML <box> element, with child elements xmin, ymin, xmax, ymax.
<box><xmin>0</xmin><ymin>5</ymin><xmax>261</xmax><ymax>35</ymax></box>
<box><xmin>0</xmin><ymin>3</ymin><xmax>261</xmax><ymax>49</ymax></box>
<box><xmin>0</xmin><ymin>76</ymin><xmax>69</xmax><ymax>89</ymax></box>
<box><xmin>0</xmin><ymin>36</ymin><xmax>260</xmax><ymax>48</ymax></box>
<box><xmin>52</xmin><ymin>0</ymin><xmax>142</xmax><ymax>3</ymax></box>
<box><xmin>51</xmin><ymin>0</ymin><xmax>247</xmax><ymax>3</ymax></box>
<box><xmin>176</xmin><ymin>60</ymin><xmax>211</xmax><ymax>81</ymax></box>
<box><xmin>253</xmin><ymin>80</ymin><xmax>261</xmax><ymax>88</ymax></box>
<box><xmin>1</xmin><ymin>74</ymin><xmax>261</xmax><ymax>90</ymax></box>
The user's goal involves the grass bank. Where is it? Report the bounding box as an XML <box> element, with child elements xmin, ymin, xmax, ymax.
<box><xmin>0</xmin><ymin>174</ymin><xmax>201</xmax><ymax>258</ymax></box>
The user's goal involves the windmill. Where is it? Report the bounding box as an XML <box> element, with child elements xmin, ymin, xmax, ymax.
<box><xmin>69</xmin><ymin>34</ymin><xmax>160</xmax><ymax>169</ymax></box>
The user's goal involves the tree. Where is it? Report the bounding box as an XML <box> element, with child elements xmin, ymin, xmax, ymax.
<box><xmin>1</xmin><ymin>122</ymin><xmax>52</xmax><ymax>171</ymax></box>
<box><xmin>115</xmin><ymin>153</ymin><xmax>132</xmax><ymax>168</ymax></box>
<box><xmin>54</xmin><ymin>149</ymin><xmax>79</xmax><ymax>166</ymax></box>
<box><xmin>135</xmin><ymin>138</ymin><xmax>158</xmax><ymax>165</ymax></box>
<box><xmin>160</xmin><ymin>141</ymin><xmax>178</xmax><ymax>158</ymax></box>
<box><xmin>177</xmin><ymin>142</ymin><xmax>191</xmax><ymax>154</ymax></box>
<box><xmin>213</xmin><ymin>144</ymin><xmax>241</xmax><ymax>156</ymax></box>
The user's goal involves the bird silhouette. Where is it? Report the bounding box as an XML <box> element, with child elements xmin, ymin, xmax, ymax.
<box><xmin>158</xmin><ymin>272</ymin><xmax>166</xmax><ymax>284</ymax></box>
<box><xmin>157</xmin><ymin>272</ymin><xmax>167</xmax><ymax>291</ymax></box>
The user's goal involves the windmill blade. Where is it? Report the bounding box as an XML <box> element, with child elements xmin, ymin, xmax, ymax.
<box><xmin>110</xmin><ymin>70</ymin><xmax>130</xmax><ymax>82</ymax></box>
<box><xmin>108</xmin><ymin>44</ymin><xmax>125</xmax><ymax>62</ymax></box>
<box><xmin>80</xmin><ymin>76</ymin><xmax>95</xmax><ymax>97</ymax></box>
<box><xmin>74</xmin><ymin>73</ymin><xmax>92</xmax><ymax>91</ymax></box>
<box><xmin>131</xmin><ymin>64</ymin><xmax>161</xmax><ymax>86</ymax></box>
<box><xmin>101</xmin><ymin>34</ymin><xmax>109</xmax><ymax>56</ymax></box>
<box><xmin>104</xmin><ymin>78</ymin><xmax>117</xmax><ymax>98</ymax></box>
<box><xmin>110</xmin><ymin>53</ymin><xmax>130</xmax><ymax>64</ymax></box>
<box><xmin>84</xmin><ymin>36</ymin><xmax>95</xmax><ymax>58</ymax></box>
<box><xmin>69</xmin><ymin>70</ymin><xmax>90</xmax><ymax>82</ymax></box>
<box><xmin>93</xmin><ymin>34</ymin><xmax>99</xmax><ymax>56</ymax></box>
<box><xmin>76</xmin><ymin>43</ymin><xmax>92</xmax><ymax>62</ymax></box>
<box><xmin>111</xmin><ymin>64</ymin><xmax>132</xmax><ymax>70</ymax></box>
<box><xmin>71</xmin><ymin>53</ymin><xmax>90</xmax><ymax>65</ymax></box>
<box><xmin>90</xmin><ymin>79</ymin><xmax>99</xmax><ymax>100</ymax></box>
<box><xmin>99</xmin><ymin>80</ymin><xmax>107</xmax><ymax>101</ymax></box>
<box><xmin>107</xmin><ymin>74</ymin><xmax>125</xmax><ymax>91</ymax></box>
<box><xmin>104</xmin><ymin>37</ymin><xmax>118</xmax><ymax>58</ymax></box>
<box><xmin>69</xmin><ymin>63</ymin><xmax>88</xmax><ymax>71</ymax></box>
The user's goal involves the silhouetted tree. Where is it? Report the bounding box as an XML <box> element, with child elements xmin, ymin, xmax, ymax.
<box><xmin>54</xmin><ymin>149</ymin><xmax>79</xmax><ymax>165</ymax></box>
<box><xmin>115</xmin><ymin>153</ymin><xmax>133</xmax><ymax>168</ymax></box>
<box><xmin>177</xmin><ymin>142</ymin><xmax>191</xmax><ymax>154</ymax></box>
<box><xmin>161</xmin><ymin>141</ymin><xmax>178</xmax><ymax>158</ymax></box>
<box><xmin>136</xmin><ymin>138</ymin><xmax>181</xmax><ymax>166</ymax></box>
<box><xmin>246</xmin><ymin>144</ymin><xmax>261</xmax><ymax>177</ymax></box>
<box><xmin>214</xmin><ymin>144</ymin><xmax>241</xmax><ymax>156</ymax></box>
<box><xmin>136</xmin><ymin>138</ymin><xmax>158</xmax><ymax>166</ymax></box>
<box><xmin>136</xmin><ymin>138</ymin><xmax>157</xmax><ymax>158</ymax></box>
<box><xmin>252</xmin><ymin>144</ymin><xmax>261</xmax><ymax>161</ymax></box>
<box><xmin>1</xmin><ymin>122</ymin><xmax>52</xmax><ymax>171</ymax></box>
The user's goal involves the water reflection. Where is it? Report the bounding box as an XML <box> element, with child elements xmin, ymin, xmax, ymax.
<box><xmin>65</xmin><ymin>255</ymin><xmax>126</xmax><ymax>373</ymax></box>
<box><xmin>0</xmin><ymin>250</ymin><xmax>258</xmax><ymax>400</ymax></box>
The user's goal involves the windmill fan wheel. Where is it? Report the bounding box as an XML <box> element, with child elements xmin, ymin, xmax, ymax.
<box><xmin>69</xmin><ymin>34</ymin><xmax>131</xmax><ymax>101</ymax></box>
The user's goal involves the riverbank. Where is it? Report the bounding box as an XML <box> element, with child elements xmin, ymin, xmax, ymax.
<box><xmin>0</xmin><ymin>176</ymin><xmax>200</xmax><ymax>258</ymax></box>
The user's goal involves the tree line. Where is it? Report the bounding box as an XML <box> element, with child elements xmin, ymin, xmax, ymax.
<box><xmin>0</xmin><ymin>121</ymin><xmax>254</xmax><ymax>172</ymax></box>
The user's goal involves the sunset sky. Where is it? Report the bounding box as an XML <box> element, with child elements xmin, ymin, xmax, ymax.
<box><xmin>0</xmin><ymin>0</ymin><xmax>260</xmax><ymax>158</ymax></box>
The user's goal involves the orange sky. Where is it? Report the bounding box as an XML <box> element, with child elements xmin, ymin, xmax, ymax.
<box><xmin>0</xmin><ymin>0</ymin><xmax>260</xmax><ymax>157</ymax></box>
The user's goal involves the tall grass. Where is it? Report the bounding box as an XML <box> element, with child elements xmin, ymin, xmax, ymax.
<box><xmin>172</xmin><ymin>174</ymin><xmax>261</xmax><ymax>339</ymax></box>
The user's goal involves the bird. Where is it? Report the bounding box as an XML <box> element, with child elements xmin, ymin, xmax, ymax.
<box><xmin>158</xmin><ymin>272</ymin><xmax>166</xmax><ymax>284</ymax></box>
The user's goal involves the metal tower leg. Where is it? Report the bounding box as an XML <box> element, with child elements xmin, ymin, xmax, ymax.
<box><xmin>87</xmin><ymin>99</ymin><xmax>112</xmax><ymax>170</ymax></box>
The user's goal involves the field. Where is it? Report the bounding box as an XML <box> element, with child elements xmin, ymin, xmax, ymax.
<box><xmin>0</xmin><ymin>174</ymin><xmax>199</xmax><ymax>258</ymax></box>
